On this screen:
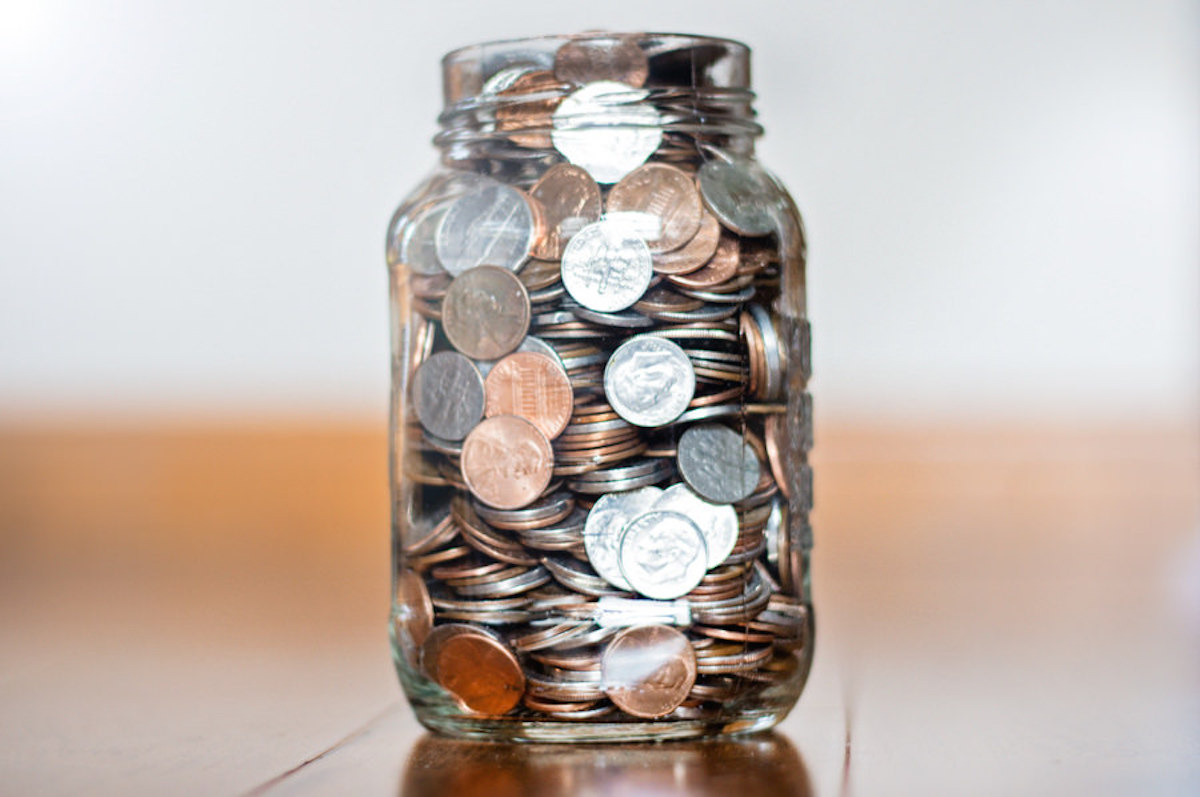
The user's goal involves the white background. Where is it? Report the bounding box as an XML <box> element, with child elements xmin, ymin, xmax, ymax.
<box><xmin>1</xmin><ymin>0</ymin><xmax>1196</xmax><ymax>420</ymax></box>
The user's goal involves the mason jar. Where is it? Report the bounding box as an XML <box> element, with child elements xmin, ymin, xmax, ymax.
<box><xmin>387</xmin><ymin>32</ymin><xmax>813</xmax><ymax>742</ymax></box>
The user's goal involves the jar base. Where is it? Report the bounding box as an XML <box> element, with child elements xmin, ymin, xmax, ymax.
<box><xmin>414</xmin><ymin>708</ymin><xmax>791</xmax><ymax>743</ymax></box>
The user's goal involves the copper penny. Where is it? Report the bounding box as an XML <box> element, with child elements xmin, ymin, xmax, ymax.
<box><xmin>606</xmin><ymin>163</ymin><xmax>702</xmax><ymax>253</ymax></box>
<box><xmin>666</xmin><ymin>235</ymin><xmax>739</xmax><ymax>289</ymax></box>
<box><xmin>601</xmin><ymin>624</ymin><xmax>696</xmax><ymax>718</ymax></box>
<box><xmin>461</xmin><ymin>415</ymin><xmax>554</xmax><ymax>510</ymax></box>
<box><xmin>529</xmin><ymin>163</ymin><xmax>603</xmax><ymax>260</ymax></box>
<box><xmin>484</xmin><ymin>351</ymin><xmax>574</xmax><ymax>440</ymax></box>
<box><xmin>421</xmin><ymin>624</ymin><xmax>525</xmax><ymax>715</ymax></box>
<box><xmin>496</xmin><ymin>69</ymin><xmax>566</xmax><ymax>149</ymax></box>
<box><xmin>651</xmin><ymin>211</ymin><xmax>720</xmax><ymax>275</ymax></box>
<box><xmin>392</xmin><ymin>568</ymin><xmax>434</xmax><ymax>667</ymax></box>
<box><xmin>554</xmin><ymin>35</ymin><xmax>649</xmax><ymax>88</ymax></box>
<box><xmin>442</xmin><ymin>266</ymin><xmax>531</xmax><ymax>361</ymax></box>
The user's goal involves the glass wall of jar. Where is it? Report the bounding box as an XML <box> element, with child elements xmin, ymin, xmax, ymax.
<box><xmin>387</xmin><ymin>32</ymin><xmax>813</xmax><ymax>742</ymax></box>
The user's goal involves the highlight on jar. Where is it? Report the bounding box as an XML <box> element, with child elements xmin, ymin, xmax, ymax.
<box><xmin>386</xmin><ymin>31</ymin><xmax>813</xmax><ymax>742</ymax></box>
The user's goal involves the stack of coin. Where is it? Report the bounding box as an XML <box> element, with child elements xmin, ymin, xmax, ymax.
<box><xmin>389</xmin><ymin>32</ymin><xmax>812</xmax><ymax>725</ymax></box>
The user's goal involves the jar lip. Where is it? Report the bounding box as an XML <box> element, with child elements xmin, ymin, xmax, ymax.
<box><xmin>440</xmin><ymin>32</ymin><xmax>751</xmax><ymax>70</ymax></box>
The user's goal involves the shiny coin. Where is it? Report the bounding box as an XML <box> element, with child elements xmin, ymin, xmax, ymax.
<box><xmin>554</xmin><ymin>35</ymin><xmax>649</xmax><ymax>88</ymax></box>
<box><xmin>676</xmin><ymin>424</ymin><xmax>762</xmax><ymax>504</ymax></box>
<box><xmin>606</xmin><ymin>163</ymin><xmax>702</xmax><ymax>253</ymax></box>
<box><xmin>583</xmin><ymin>486</ymin><xmax>663</xmax><ymax>591</ymax></box>
<box><xmin>411</xmin><ymin>351</ymin><xmax>485</xmax><ymax>441</ymax></box>
<box><xmin>697</xmin><ymin>158</ymin><xmax>781</xmax><ymax>237</ymax></box>
<box><xmin>617</xmin><ymin>510</ymin><xmax>708</xmax><ymax>600</ymax></box>
<box><xmin>603</xmin><ymin>336</ymin><xmax>695</xmax><ymax>427</ymax></box>
<box><xmin>396</xmin><ymin>203</ymin><xmax>448</xmax><ymax>275</ymax></box>
<box><xmin>551</xmin><ymin>81</ymin><xmax>663</xmax><ymax>184</ymax></box>
<box><xmin>529</xmin><ymin>163</ymin><xmax>602</xmax><ymax>260</ymax></box>
<box><xmin>652</xmin><ymin>211</ymin><xmax>720</xmax><ymax>274</ymax></box>
<box><xmin>651</xmin><ymin>483</ymin><xmax>739</xmax><ymax>569</ymax></box>
<box><xmin>561</xmin><ymin>220</ymin><xmax>653</xmax><ymax>312</ymax></box>
<box><xmin>484</xmin><ymin>351</ymin><xmax>574</xmax><ymax>440</ymax></box>
<box><xmin>461</xmin><ymin>415</ymin><xmax>554</xmax><ymax>510</ymax></box>
<box><xmin>420</xmin><ymin>624</ymin><xmax>525</xmax><ymax>715</ymax></box>
<box><xmin>442</xmin><ymin>266</ymin><xmax>531</xmax><ymax>360</ymax></box>
<box><xmin>601</xmin><ymin>624</ymin><xmax>696</xmax><ymax>718</ymax></box>
<box><xmin>435</xmin><ymin>184</ymin><xmax>538</xmax><ymax>275</ymax></box>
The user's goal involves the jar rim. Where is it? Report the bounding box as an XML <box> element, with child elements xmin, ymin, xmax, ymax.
<box><xmin>440</xmin><ymin>32</ymin><xmax>751</xmax><ymax>71</ymax></box>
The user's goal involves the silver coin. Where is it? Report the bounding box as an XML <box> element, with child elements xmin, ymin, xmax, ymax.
<box><xmin>697</xmin><ymin>158</ymin><xmax>782</xmax><ymax>237</ymax></box>
<box><xmin>651</xmin><ymin>483</ymin><xmax>738</xmax><ymax>568</ymax></box>
<box><xmin>561</xmin><ymin>220</ymin><xmax>653</xmax><ymax>312</ymax></box>
<box><xmin>604</xmin><ymin>336</ymin><xmax>695</xmax><ymax>427</ymax></box>
<box><xmin>676</xmin><ymin>424</ymin><xmax>762</xmax><ymax>504</ymax></box>
<box><xmin>551</xmin><ymin>81</ymin><xmax>663</xmax><ymax>184</ymax></box>
<box><xmin>435</xmin><ymin>184</ymin><xmax>537</xmax><ymax>275</ymax></box>
<box><xmin>617</xmin><ymin>510</ymin><xmax>708</xmax><ymax>600</ymax></box>
<box><xmin>583</xmin><ymin>486</ymin><xmax>663</xmax><ymax>590</ymax></box>
<box><xmin>396</xmin><ymin>203</ymin><xmax>448</xmax><ymax>275</ymax></box>
<box><xmin>411</xmin><ymin>351</ymin><xmax>485</xmax><ymax>441</ymax></box>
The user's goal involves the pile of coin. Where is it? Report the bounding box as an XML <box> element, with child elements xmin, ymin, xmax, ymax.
<box><xmin>389</xmin><ymin>33</ymin><xmax>812</xmax><ymax>724</ymax></box>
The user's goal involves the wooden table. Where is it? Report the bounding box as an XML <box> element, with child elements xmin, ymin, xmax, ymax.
<box><xmin>1</xmin><ymin>420</ymin><xmax>1196</xmax><ymax>795</ymax></box>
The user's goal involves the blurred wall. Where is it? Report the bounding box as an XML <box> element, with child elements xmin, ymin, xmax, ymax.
<box><xmin>1</xmin><ymin>0</ymin><xmax>1196</xmax><ymax>420</ymax></box>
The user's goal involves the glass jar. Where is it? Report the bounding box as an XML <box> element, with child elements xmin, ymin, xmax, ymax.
<box><xmin>387</xmin><ymin>32</ymin><xmax>813</xmax><ymax>742</ymax></box>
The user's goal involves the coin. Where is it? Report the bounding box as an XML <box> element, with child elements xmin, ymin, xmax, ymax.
<box><xmin>651</xmin><ymin>483</ymin><xmax>739</xmax><ymax>569</ymax></box>
<box><xmin>583</xmin><ymin>486</ymin><xmax>663</xmax><ymax>590</ymax></box>
<box><xmin>560</xmin><ymin>220</ymin><xmax>653</xmax><ymax>312</ymax></box>
<box><xmin>435</xmin><ymin>184</ymin><xmax>538</xmax><ymax>275</ymax></box>
<box><xmin>554</xmin><ymin>35</ymin><xmax>649</xmax><ymax>87</ymax></box>
<box><xmin>603</xmin><ymin>335</ymin><xmax>695</xmax><ymax>427</ymax></box>
<box><xmin>461</xmin><ymin>415</ymin><xmax>554</xmax><ymax>510</ymax></box>
<box><xmin>617</xmin><ymin>510</ymin><xmax>708</xmax><ymax>599</ymax></box>
<box><xmin>411</xmin><ymin>351</ymin><xmax>485</xmax><ymax>441</ymax></box>
<box><xmin>601</xmin><ymin>624</ymin><xmax>696</xmax><ymax>718</ymax></box>
<box><xmin>651</xmin><ymin>211</ymin><xmax>720</xmax><ymax>275</ymax></box>
<box><xmin>551</xmin><ymin>81</ymin><xmax>663</xmax><ymax>184</ymax></box>
<box><xmin>676</xmin><ymin>424</ymin><xmax>762</xmax><ymax>504</ymax></box>
<box><xmin>484</xmin><ymin>351</ymin><xmax>574</xmax><ymax>440</ymax></box>
<box><xmin>421</xmin><ymin>624</ymin><xmax>525</xmax><ymax>715</ymax></box>
<box><xmin>391</xmin><ymin>569</ymin><xmax>434</xmax><ymax>666</ymax></box>
<box><xmin>666</xmin><ymin>235</ymin><xmax>739</xmax><ymax>289</ymax></box>
<box><xmin>495</xmin><ymin>69</ymin><xmax>566</xmax><ymax>149</ymax></box>
<box><xmin>606</xmin><ymin>163</ymin><xmax>702</xmax><ymax>253</ymax></box>
<box><xmin>697</xmin><ymin>158</ymin><xmax>781</xmax><ymax>237</ymax></box>
<box><xmin>529</xmin><ymin>163</ymin><xmax>603</xmax><ymax>260</ymax></box>
<box><xmin>442</xmin><ymin>266</ymin><xmax>531</xmax><ymax>360</ymax></box>
<box><xmin>396</xmin><ymin>203</ymin><xmax>448</xmax><ymax>275</ymax></box>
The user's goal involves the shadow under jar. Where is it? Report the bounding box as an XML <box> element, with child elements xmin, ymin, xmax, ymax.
<box><xmin>387</xmin><ymin>32</ymin><xmax>813</xmax><ymax>742</ymax></box>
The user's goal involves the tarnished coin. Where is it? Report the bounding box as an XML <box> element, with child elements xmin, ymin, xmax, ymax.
<box><xmin>391</xmin><ymin>569</ymin><xmax>434</xmax><ymax>667</ymax></box>
<box><xmin>697</xmin><ymin>158</ymin><xmax>782</xmax><ymax>237</ymax></box>
<box><xmin>435</xmin><ymin>184</ymin><xmax>538</xmax><ymax>275</ymax></box>
<box><xmin>651</xmin><ymin>483</ymin><xmax>739</xmax><ymax>569</ymax></box>
<box><xmin>606</xmin><ymin>163</ymin><xmax>702</xmax><ymax>253</ymax></box>
<box><xmin>652</xmin><ymin>211</ymin><xmax>720</xmax><ymax>275</ymax></box>
<box><xmin>583</xmin><ymin>486</ymin><xmax>663</xmax><ymax>590</ymax></box>
<box><xmin>396</xmin><ymin>203</ymin><xmax>448</xmax><ymax>275</ymax></box>
<box><xmin>603</xmin><ymin>335</ymin><xmax>695</xmax><ymax>427</ymax></box>
<box><xmin>442</xmin><ymin>266</ymin><xmax>531</xmax><ymax>360</ymax></box>
<box><xmin>617</xmin><ymin>510</ymin><xmax>708</xmax><ymax>600</ymax></box>
<box><xmin>676</xmin><ymin>424</ymin><xmax>762</xmax><ymax>504</ymax></box>
<box><xmin>461</xmin><ymin>415</ymin><xmax>554</xmax><ymax>510</ymax></box>
<box><xmin>561</xmin><ymin>220</ymin><xmax>653</xmax><ymax>312</ymax></box>
<box><xmin>601</xmin><ymin>624</ymin><xmax>696</xmax><ymax>718</ymax></box>
<box><xmin>484</xmin><ymin>351</ymin><xmax>574</xmax><ymax>440</ymax></box>
<box><xmin>529</xmin><ymin>163</ymin><xmax>602</xmax><ymax>260</ymax></box>
<box><xmin>551</xmin><ymin>81</ymin><xmax>663</xmax><ymax>184</ymax></box>
<box><xmin>411</xmin><ymin>351</ymin><xmax>485</xmax><ymax>441</ymax></box>
<box><xmin>421</xmin><ymin>624</ymin><xmax>525</xmax><ymax>715</ymax></box>
<box><xmin>554</xmin><ymin>35</ymin><xmax>649</xmax><ymax>87</ymax></box>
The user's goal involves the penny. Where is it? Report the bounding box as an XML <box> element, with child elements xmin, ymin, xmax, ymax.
<box><xmin>435</xmin><ymin>184</ymin><xmax>538</xmax><ymax>275</ymax></box>
<box><xmin>484</xmin><ymin>351</ymin><xmax>574</xmax><ymax>440</ymax></box>
<box><xmin>665</xmin><ymin>235</ymin><xmax>739</xmax><ymax>289</ymax></box>
<box><xmin>606</xmin><ymin>163</ymin><xmax>702</xmax><ymax>253</ymax></box>
<box><xmin>554</xmin><ymin>35</ymin><xmax>649</xmax><ymax>88</ymax></box>
<box><xmin>411</xmin><ymin>351</ymin><xmax>485</xmax><ymax>441</ymax></box>
<box><xmin>442</xmin><ymin>266</ymin><xmax>531</xmax><ymax>360</ymax></box>
<box><xmin>421</xmin><ymin>624</ymin><xmax>525</xmax><ymax>715</ymax></box>
<box><xmin>676</xmin><ymin>424</ymin><xmax>762</xmax><ymax>504</ymax></box>
<box><xmin>601</xmin><ymin>624</ymin><xmax>696</xmax><ymax>718</ymax></box>
<box><xmin>391</xmin><ymin>569</ymin><xmax>434</xmax><ymax>666</ymax></box>
<box><xmin>461</xmin><ymin>415</ymin><xmax>554</xmax><ymax>510</ymax></box>
<box><xmin>651</xmin><ymin>483</ymin><xmax>739</xmax><ymax>569</ymax></box>
<box><xmin>529</xmin><ymin>163</ymin><xmax>603</xmax><ymax>260</ymax></box>
<box><xmin>583</xmin><ymin>486</ymin><xmax>663</xmax><ymax>591</ymax></box>
<box><xmin>603</xmin><ymin>335</ymin><xmax>695</xmax><ymax>427</ymax></box>
<box><xmin>651</xmin><ymin>211</ymin><xmax>721</xmax><ymax>274</ymax></box>
<box><xmin>496</xmin><ymin>69</ymin><xmax>566</xmax><ymax>149</ymax></box>
<box><xmin>552</xmin><ymin>81</ymin><xmax>663</xmax><ymax>184</ymax></box>
<box><xmin>560</xmin><ymin>220</ymin><xmax>653</xmax><ymax>312</ymax></box>
<box><xmin>617</xmin><ymin>510</ymin><xmax>708</xmax><ymax>600</ymax></box>
<box><xmin>697</xmin><ymin>158</ymin><xmax>781</xmax><ymax>237</ymax></box>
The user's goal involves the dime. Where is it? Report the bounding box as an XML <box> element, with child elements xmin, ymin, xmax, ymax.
<box><xmin>583</xmin><ymin>486</ymin><xmax>663</xmax><ymax>591</ymax></box>
<box><xmin>442</xmin><ymin>266</ymin><xmax>531</xmax><ymax>360</ymax></box>
<box><xmin>561</xmin><ymin>220</ymin><xmax>653</xmax><ymax>312</ymax></box>
<box><xmin>603</xmin><ymin>336</ymin><xmax>695</xmax><ymax>427</ymax></box>
<box><xmin>697</xmin><ymin>158</ymin><xmax>782</xmax><ymax>237</ymax></box>
<box><xmin>421</xmin><ymin>624</ymin><xmax>525</xmax><ymax>715</ymax></box>
<box><xmin>552</xmin><ymin>81</ymin><xmax>663</xmax><ymax>184</ymax></box>
<box><xmin>606</xmin><ymin>163</ymin><xmax>702</xmax><ymax>253</ymax></box>
<box><xmin>652</xmin><ymin>211</ymin><xmax>720</xmax><ymax>275</ymax></box>
<box><xmin>651</xmin><ymin>483</ymin><xmax>739</xmax><ymax>569</ymax></box>
<box><xmin>435</xmin><ymin>184</ymin><xmax>538</xmax><ymax>275</ymax></box>
<box><xmin>676</xmin><ymin>424</ymin><xmax>762</xmax><ymax>504</ymax></box>
<box><xmin>554</xmin><ymin>35</ymin><xmax>649</xmax><ymax>88</ymax></box>
<box><xmin>461</xmin><ymin>415</ymin><xmax>554</xmax><ymax>510</ymax></box>
<box><xmin>601</xmin><ymin>624</ymin><xmax>696</xmax><ymax>718</ymax></box>
<box><xmin>529</xmin><ymin>163</ymin><xmax>603</xmax><ymax>260</ymax></box>
<box><xmin>617</xmin><ymin>510</ymin><xmax>708</xmax><ymax>600</ymax></box>
<box><xmin>411</xmin><ymin>351</ymin><xmax>485</xmax><ymax>441</ymax></box>
<box><xmin>484</xmin><ymin>351</ymin><xmax>574</xmax><ymax>440</ymax></box>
